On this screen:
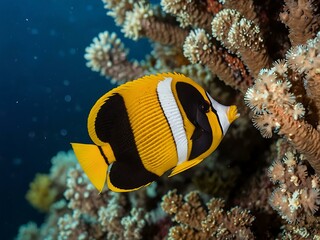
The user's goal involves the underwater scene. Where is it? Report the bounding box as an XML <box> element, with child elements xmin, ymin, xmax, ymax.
<box><xmin>3</xmin><ymin>0</ymin><xmax>320</xmax><ymax>239</ymax></box>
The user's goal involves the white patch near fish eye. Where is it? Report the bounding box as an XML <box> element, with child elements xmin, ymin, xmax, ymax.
<box><xmin>157</xmin><ymin>78</ymin><xmax>188</xmax><ymax>165</ymax></box>
<box><xmin>206</xmin><ymin>92</ymin><xmax>231</xmax><ymax>134</ymax></box>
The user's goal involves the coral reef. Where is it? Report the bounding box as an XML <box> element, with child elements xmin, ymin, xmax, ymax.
<box><xmin>161</xmin><ymin>189</ymin><xmax>255</xmax><ymax>239</ymax></box>
<box><xmin>17</xmin><ymin>152</ymin><xmax>164</xmax><ymax>240</ymax></box>
<box><xmin>17</xmin><ymin>0</ymin><xmax>320</xmax><ymax>239</ymax></box>
<box><xmin>245</xmin><ymin>33</ymin><xmax>320</xmax><ymax>174</ymax></box>
<box><xmin>268</xmin><ymin>150</ymin><xmax>320</xmax><ymax>238</ymax></box>
<box><xmin>25</xmin><ymin>150</ymin><xmax>77</xmax><ymax>212</ymax></box>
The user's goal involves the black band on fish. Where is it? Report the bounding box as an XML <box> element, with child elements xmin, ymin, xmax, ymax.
<box><xmin>95</xmin><ymin>93</ymin><xmax>159</xmax><ymax>190</ymax></box>
<box><xmin>205</xmin><ymin>92</ymin><xmax>224</xmax><ymax>134</ymax></box>
<box><xmin>98</xmin><ymin>146</ymin><xmax>109</xmax><ymax>165</ymax></box>
<box><xmin>175</xmin><ymin>82</ymin><xmax>213</xmax><ymax>160</ymax></box>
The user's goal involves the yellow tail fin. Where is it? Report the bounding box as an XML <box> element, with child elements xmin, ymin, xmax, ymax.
<box><xmin>71</xmin><ymin>143</ymin><xmax>111</xmax><ymax>192</ymax></box>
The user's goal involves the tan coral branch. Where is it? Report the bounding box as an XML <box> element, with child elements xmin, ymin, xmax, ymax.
<box><xmin>183</xmin><ymin>29</ymin><xmax>250</xmax><ymax>93</ymax></box>
<box><xmin>280</xmin><ymin>0</ymin><xmax>320</xmax><ymax>46</ymax></box>
<box><xmin>212</xmin><ymin>9</ymin><xmax>272</xmax><ymax>78</ymax></box>
<box><xmin>85</xmin><ymin>31</ymin><xmax>145</xmax><ymax>84</ymax></box>
<box><xmin>223</xmin><ymin>0</ymin><xmax>258</xmax><ymax>23</ymax></box>
<box><xmin>102</xmin><ymin>0</ymin><xmax>135</xmax><ymax>26</ymax></box>
<box><xmin>140</xmin><ymin>17</ymin><xmax>189</xmax><ymax>47</ymax></box>
<box><xmin>161</xmin><ymin>190</ymin><xmax>255</xmax><ymax>239</ymax></box>
<box><xmin>286</xmin><ymin>32</ymin><xmax>320</xmax><ymax>120</ymax></box>
<box><xmin>122</xmin><ymin>3</ymin><xmax>188</xmax><ymax>47</ymax></box>
<box><xmin>273</xmin><ymin>106</ymin><xmax>320</xmax><ymax>175</ymax></box>
<box><xmin>161</xmin><ymin>0</ymin><xmax>213</xmax><ymax>32</ymax></box>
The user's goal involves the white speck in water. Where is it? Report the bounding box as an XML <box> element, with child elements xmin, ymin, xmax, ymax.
<box><xmin>32</xmin><ymin>117</ymin><xmax>38</xmax><ymax>122</ymax></box>
<box><xmin>64</xmin><ymin>95</ymin><xmax>72</xmax><ymax>102</ymax></box>
<box><xmin>60</xmin><ymin>129</ymin><xmax>68</xmax><ymax>136</ymax></box>
<box><xmin>13</xmin><ymin>158</ymin><xmax>22</xmax><ymax>166</ymax></box>
<box><xmin>31</xmin><ymin>28</ymin><xmax>39</xmax><ymax>35</ymax></box>
<box><xmin>28</xmin><ymin>131</ymin><xmax>36</xmax><ymax>138</ymax></box>
<box><xmin>69</xmin><ymin>48</ymin><xmax>76</xmax><ymax>55</ymax></box>
<box><xmin>63</xmin><ymin>80</ymin><xmax>70</xmax><ymax>86</ymax></box>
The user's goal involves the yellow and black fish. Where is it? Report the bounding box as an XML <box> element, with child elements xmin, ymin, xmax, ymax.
<box><xmin>71</xmin><ymin>73</ymin><xmax>239</xmax><ymax>192</ymax></box>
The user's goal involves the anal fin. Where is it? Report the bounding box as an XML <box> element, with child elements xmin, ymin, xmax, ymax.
<box><xmin>168</xmin><ymin>159</ymin><xmax>203</xmax><ymax>177</ymax></box>
<box><xmin>107</xmin><ymin>161</ymin><xmax>159</xmax><ymax>192</ymax></box>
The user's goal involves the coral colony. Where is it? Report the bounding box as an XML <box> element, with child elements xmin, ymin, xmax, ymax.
<box><xmin>17</xmin><ymin>0</ymin><xmax>320</xmax><ymax>239</ymax></box>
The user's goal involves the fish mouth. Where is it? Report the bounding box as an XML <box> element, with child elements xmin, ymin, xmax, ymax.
<box><xmin>227</xmin><ymin>105</ymin><xmax>240</xmax><ymax>124</ymax></box>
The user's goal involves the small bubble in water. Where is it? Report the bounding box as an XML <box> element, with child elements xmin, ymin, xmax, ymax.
<box><xmin>69</xmin><ymin>48</ymin><xmax>76</xmax><ymax>55</ymax></box>
<box><xmin>63</xmin><ymin>80</ymin><xmax>70</xmax><ymax>86</ymax></box>
<box><xmin>49</xmin><ymin>29</ymin><xmax>56</xmax><ymax>36</ymax></box>
<box><xmin>28</xmin><ymin>131</ymin><xmax>36</xmax><ymax>138</ymax></box>
<box><xmin>13</xmin><ymin>158</ymin><xmax>22</xmax><ymax>166</ymax></box>
<box><xmin>31</xmin><ymin>28</ymin><xmax>39</xmax><ymax>35</ymax></box>
<box><xmin>60</xmin><ymin>129</ymin><xmax>68</xmax><ymax>136</ymax></box>
<box><xmin>46</xmin><ymin>87</ymin><xmax>52</xmax><ymax>94</ymax></box>
<box><xmin>64</xmin><ymin>95</ymin><xmax>71</xmax><ymax>102</ymax></box>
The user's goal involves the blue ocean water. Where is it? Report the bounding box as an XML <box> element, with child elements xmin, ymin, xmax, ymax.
<box><xmin>0</xmin><ymin>0</ymin><xmax>151</xmax><ymax>238</ymax></box>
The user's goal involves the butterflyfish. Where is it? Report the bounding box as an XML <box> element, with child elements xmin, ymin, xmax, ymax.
<box><xmin>71</xmin><ymin>73</ymin><xmax>239</xmax><ymax>192</ymax></box>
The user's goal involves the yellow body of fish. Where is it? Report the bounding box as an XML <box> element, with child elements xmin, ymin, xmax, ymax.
<box><xmin>72</xmin><ymin>73</ymin><xmax>239</xmax><ymax>192</ymax></box>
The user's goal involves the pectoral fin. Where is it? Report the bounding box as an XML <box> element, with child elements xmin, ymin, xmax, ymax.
<box><xmin>191</xmin><ymin>107</ymin><xmax>210</xmax><ymax>141</ymax></box>
<box><xmin>196</xmin><ymin>106</ymin><xmax>211</xmax><ymax>132</ymax></box>
<box><xmin>168</xmin><ymin>159</ymin><xmax>203</xmax><ymax>177</ymax></box>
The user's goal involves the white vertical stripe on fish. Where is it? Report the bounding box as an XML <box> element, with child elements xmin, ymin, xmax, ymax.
<box><xmin>157</xmin><ymin>77</ymin><xmax>188</xmax><ymax>165</ymax></box>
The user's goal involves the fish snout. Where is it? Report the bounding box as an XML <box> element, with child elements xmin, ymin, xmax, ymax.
<box><xmin>227</xmin><ymin>105</ymin><xmax>240</xmax><ymax>124</ymax></box>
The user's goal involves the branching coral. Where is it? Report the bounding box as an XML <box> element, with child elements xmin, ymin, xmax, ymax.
<box><xmin>223</xmin><ymin>0</ymin><xmax>257</xmax><ymax>23</ymax></box>
<box><xmin>245</xmin><ymin>33</ymin><xmax>320</xmax><ymax>175</ymax></box>
<box><xmin>183</xmin><ymin>28</ymin><xmax>252</xmax><ymax>92</ymax></box>
<box><xmin>25</xmin><ymin>150</ymin><xmax>77</xmax><ymax>212</ymax></box>
<box><xmin>18</xmin><ymin>151</ymin><xmax>164</xmax><ymax>240</ymax></box>
<box><xmin>16</xmin><ymin>222</ymin><xmax>39</xmax><ymax>240</ymax></box>
<box><xmin>17</xmin><ymin>0</ymin><xmax>320</xmax><ymax>239</ymax></box>
<box><xmin>161</xmin><ymin>189</ymin><xmax>255</xmax><ymax>239</ymax></box>
<box><xmin>268</xmin><ymin>151</ymin><xmax>320</xmax><ymax>238</ymax></box>
<box><xmin>102</xmin><ymin>0</ymin><xmax>136</xmax><ymax>26</ymax></box>
<box><xmin>286</xmin><ymin>32</ymin><xmax>320</xmax><ymax>115</ymax></box>
<box><xmin>161</xmin><ymin>0</ymin><xmax>213</xmax><ymax>31</ymax></box>
<box><xmin>211</xmin><ymin>9</ymin><xmax>271</xmax><ymax>78</ymax></box>
<box><xmin>280</xmin><ymin>0</ymin><xmax>320</xmax><ymax>46</ymax></box>
<box><xmin>85</xmin><ymin>31</ymin><xmax>145</xmax><ymax>84</ymax></box>
<box><xmin>60</xmin><ymin>165</ymin><xmax>155</xmax><ymax>239</ymax></box>
<box><xmin>121</xmin><ymin>2</ymin><xmax>188</xmax><ymax>46</ymax></box>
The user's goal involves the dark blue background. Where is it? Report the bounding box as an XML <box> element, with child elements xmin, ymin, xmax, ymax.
<box><xmin>0</xmin><ymin>0</ymin><xmax>151</xmax><ymax>238</ymax></box>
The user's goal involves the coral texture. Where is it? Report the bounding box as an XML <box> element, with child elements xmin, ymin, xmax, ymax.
<box><xmin>17</xmin><ymin>0</ymin><xmax>320</xmax><ymax>239</ymax></box>
<box><xmin>280</xmin><ymin>0</ymin><xmax>320</xmax><ymax>46</ymax></box>
<box><xmin>268</xmin><ymin>150</ymin><xmax>320</xmax><ymax>238</ymax></box>
<box><xmin>25</xmin><ymin>173</ymin><xmax>58</xmax><ymax>212</ymax></box>
<box><xmin>245</xmin><ymin>33</ymin><xmax>320</xmax><ymax>174</ymax></box>
<box><xmin>161</xmin><ymin>190</ymin><xmax>255</xmax><ymax>239</ymax></box>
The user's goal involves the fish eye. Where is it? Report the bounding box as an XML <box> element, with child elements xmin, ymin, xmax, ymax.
<box><xmin>199</xmin><ymin>101</ymin><xmax>210</xmax><ymax>113</ymax></box>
